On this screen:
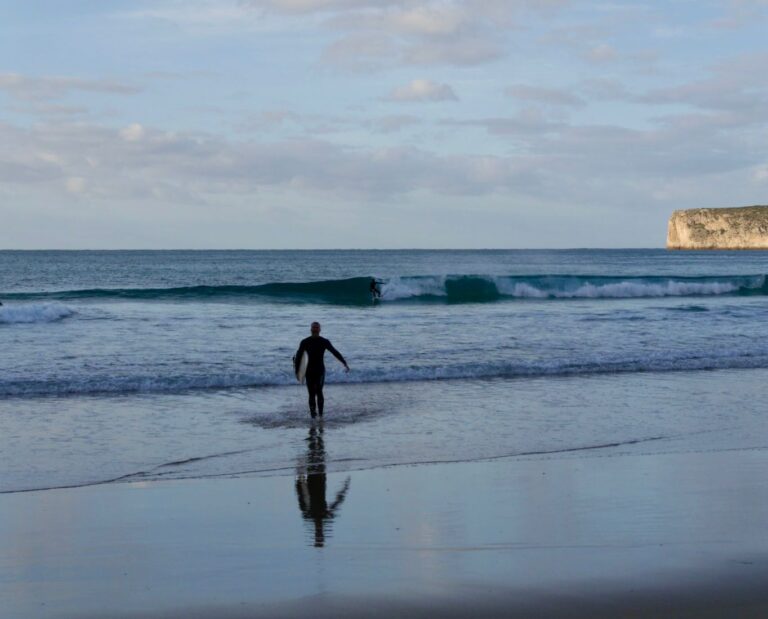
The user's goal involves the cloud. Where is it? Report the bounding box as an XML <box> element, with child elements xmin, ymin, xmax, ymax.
<box><xmin>753</xmin><ymin>165</ymin><xmax>768</xmax><ymax>182</ymax></box>
<box><xmin>122</xmin><ymin>1</ymin><xmax>568</xmax><ymax>68</ymax></box>
<box><xmin>441</xmin><ymin>109</ymin><xmax>563</xmax><ymax>136</ymax></box>
<box><xmin>506</xmin><ymin>84</ymin><xmax>584</xmax><ymax>107</ymax></box>
<box><xmin>5</xmin><ymin>47</ymin><xmax>766</xmax><ymax>215</ymax></box>
<box><xmin>638</xmin><ymin>52</ymin><xmax>768</xmax><ymax>118</ymax></box>
<box><xmin>3</xmin><ymin>0</ymin><xmax>766</xmax><ymax>248</ymax></box>
<box><xmin>552</xmin><ymin>51</ymin><xmax>768</xmax><ymax>136</ymax></box>
<box><xmin>65</xmin><ymin>177</ymin><xmax>87</xmax><ymax>193</ymax></box>
<box><xmin>249</xmin><ymin>0</ymin><xmax>385</xmax><ymax>14</ymax></box>
<box><xmin>387</xmin><ymin>79</ymin><xmax>458</xmax><ymax>102</ymax></box>
<box><xmin>0</xmin><ymin>73</ymin><xmax>140</xmax><ymax>102</ymax></box>
<box><xmin>316</xmin><ymin>1</ymin><xmax>555</xmax><ymax>68</ymax></box>
<box><xmin>6</xmin><ymin>102</ymin><xmax>90</xmax><ymax>119</ymax></box>
<box><xmin>120</xmin><ymin>123</ymin><xmax>147</xmax><ymax>142</ymax></box>
<box><xmin>400</xmin><ymin>37</ymin><xmax>503</xmax><ymax>66</ymax></box>
<box><xmin>0</xmin><ymin>120</ymin><xmax>538</xmax><ymax>202</ymax></box>
<box><xmin>249</xmin><ymin>0</ymin><xmax>569</xmax><ymax>18</ymax></box>
<box><xmin>433</xmin><ymin>51</ymin><xmax>768</xmax><ymax>205</ymax></box>
<box><xmin>238</xmin><ymin>109</ymin><xmax>354</xmax><ymax>136</ymax></box>
<box><xmin>240</xmin><ymin>109</ymin><xmax>421</xmax><ymax>135</ymax></box>
<box><xmin>579</xmin><ymin>77</ymin><xmax>632</xmax><ymax>101</ymax></box>
<box><xmin>367</xmin><ymin>114</ymin><xmax>421</xmax><ymax>133</ymax></box>
<box><xmin>585</xmin><ymin>43</ymin><xmax>618</xmax><ymax>63</ymax></box>
<box><xmin>3</xmin><ymin>76</ymin><xmax>767</xmax><ymax>247</ymax></box>
<box><xmin>388</xmin><ymin>5</ymin><xmax>466</xmax><ymax>35</ymax></box>
<box><xmin>540</xmin><ymin>11</ymin><xmax>659</xmax><ymax>73</ymax></box>
<box><xmin>119</xmin><ymin>1</ymin><xmax>279</xmax><ymax>33</ymax></box>
<box><xmin>712</xmin><ymin>0</ymin><xmax>768</xmax><ymax>29</ymax></box>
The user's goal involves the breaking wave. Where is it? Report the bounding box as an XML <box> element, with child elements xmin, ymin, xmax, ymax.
<box><xmin>2</xmin><ymin>274</ymin><xmax>767</xmax><ymax>305</ymax></box>
<box><xmin>0</xmin><ymin>303</ymin><xmax>74</xmax><ymax>324</ymax></box>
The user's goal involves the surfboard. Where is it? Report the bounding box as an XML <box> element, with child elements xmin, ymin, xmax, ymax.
<box><xmin>295</xmin><ymin>351</ymin><xmax>309</xmax><ymax>383</ymax></box>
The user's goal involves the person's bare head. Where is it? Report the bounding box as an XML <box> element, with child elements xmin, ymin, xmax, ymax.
<box><xmin>310</xmin><ymin>321</ymin><xmax>321</xmax><ymax>336</ymax></box>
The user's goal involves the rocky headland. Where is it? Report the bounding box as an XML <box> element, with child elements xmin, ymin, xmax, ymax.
<box><xmin>667</xmin><ymin>205</ymin><xmax>768</xmax><ymax>249</ymax></box>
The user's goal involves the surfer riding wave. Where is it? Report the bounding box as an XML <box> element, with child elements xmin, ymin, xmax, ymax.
<box><xmin>295</xmin><ymin>321</ymin><xmax>349</xmax><ymax>418</ymax></box>
<box><xmin>370</xmin><ymin>278</ymin><xmax>381</xmax><ymax>300</ymax></box>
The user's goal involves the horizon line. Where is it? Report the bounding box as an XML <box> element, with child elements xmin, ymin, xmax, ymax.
<box><xmin>0</xmin><ymin>247</ymin><xmax>668</xmax><ymax>252</ymax></box>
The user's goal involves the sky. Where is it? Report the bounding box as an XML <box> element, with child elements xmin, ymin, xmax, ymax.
<box><xmin>1</xmin><ymin>0</ymin><xmax>767</xmax><ymax>249</ymax></box>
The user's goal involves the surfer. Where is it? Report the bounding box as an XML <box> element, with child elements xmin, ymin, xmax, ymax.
<box><xmin>295</xmin><ymin>321</ymin><xmax>349</xmax><ymax>418</ymax></box>
<box><xmin>369</xmin><ymin>278</ymin><xmax>381</xmax><ymax>299</ymax></box>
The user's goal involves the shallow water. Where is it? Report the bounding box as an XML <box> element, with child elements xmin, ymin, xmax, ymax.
<box><xmin>2</xmin><ymin>366</ymin><xmax>767</xmax><ymax>493</ymax></box>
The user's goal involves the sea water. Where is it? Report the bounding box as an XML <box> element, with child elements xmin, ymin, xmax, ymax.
<box><xmin>2</xmin><ymin>249</ymin><xmax>768</xmax><ymax>494</ymax></box>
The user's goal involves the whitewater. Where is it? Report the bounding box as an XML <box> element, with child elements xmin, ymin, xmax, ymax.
<box><xmin>2</xmin><ymin>249</ymin><xmax>768</xmax><ymax>493</ymax></box>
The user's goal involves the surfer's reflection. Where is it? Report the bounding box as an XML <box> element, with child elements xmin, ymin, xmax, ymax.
<box><xmin>295</xmin><ymin>426</ymin><xmax>351</xmax><ymax>548</ymax></box>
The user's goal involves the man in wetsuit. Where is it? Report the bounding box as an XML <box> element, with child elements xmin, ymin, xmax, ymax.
<box><xmin>295</xmin><ymin>322</ymin><xmax>349</xmax><ymax>418</ymax></box>
<box><xmin>369</xmin><ymin>278</ymin><xmax>381</xmax><ymax>299</ymax></box>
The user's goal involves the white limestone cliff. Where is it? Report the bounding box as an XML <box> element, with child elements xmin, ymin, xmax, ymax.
<box><xmin>667</xmin><ymin>206</ymin><xmax>768</xmax><ymax>250</ymax></box>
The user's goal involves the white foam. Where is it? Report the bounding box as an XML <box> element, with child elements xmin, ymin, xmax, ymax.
<box><xmin>0</xmin><ymin>303</ymin><xmax>75</xmax><ymax>324</ymax></box>
<box><xmin>496</xmin><ymin>281</ymin><xmax>548</xmax><ymax>298</ymax></box>
<box><xmin>377</xmin><ymin>275</ymin><xmax>760</xmax><ymax>302</ymax></box>
<box><xmin>380</xmin><ymin>276</ymin><xmax>447</xmax><ymax>300</ymax></box>
<box><xmin>564</xmin><ymin>280</ymin><xmax>740</xmax><ymax>298</ymax></box>
<box><xmin>495</xmin><ymin>278</ymin><xmax>752</xmax><ymax>299</ymax></box>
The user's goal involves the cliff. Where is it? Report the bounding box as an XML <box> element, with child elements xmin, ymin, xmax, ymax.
<box><xmin>667</xmin><ymin>206</ymin><xmax>768</xmax><ymax>250</ymax></box>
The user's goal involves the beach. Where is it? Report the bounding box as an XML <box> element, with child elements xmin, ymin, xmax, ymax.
<box><xmin>3</xmin><ymin>448</ymin><xmax>768</xmax><ymax>618</ymax></box>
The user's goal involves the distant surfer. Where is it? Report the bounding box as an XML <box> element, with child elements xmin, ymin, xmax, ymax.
<box><xmin>369</xmin><ymin>278</ymin><xmax>381</xmax><ymax>300</ymax></box>
<box><xmin>294</xmin><ymin>321</ymin><xmax>349</xmax><ymax>418</ymax></box>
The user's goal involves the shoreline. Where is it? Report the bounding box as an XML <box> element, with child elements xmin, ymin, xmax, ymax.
<box><xmin>1</xmin><ymin>430</ymin><xmax>674</xmax><ymax>496</ymax></box>
<box><xmin>3</xmin><ymin>448</ymin><xmax>768</xmax><ymax>618</ymax></box>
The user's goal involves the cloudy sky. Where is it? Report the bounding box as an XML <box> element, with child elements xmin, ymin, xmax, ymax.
<box><xmin>2</xmin><ymin>1</ymin><xmax>767</xmax><ymax>248</ymax></box>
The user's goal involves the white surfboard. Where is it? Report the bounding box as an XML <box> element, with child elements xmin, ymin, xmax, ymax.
<box><xmin>296</xmin><ymin>351</ymin><xmax>309</xmax><ymax>383</ymax></box>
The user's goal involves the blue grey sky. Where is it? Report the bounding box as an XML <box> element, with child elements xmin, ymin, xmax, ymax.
<box><xmin>1</xmin><ymin>0</ymin><xmax>767</xmax><ymax>248</ymax></box>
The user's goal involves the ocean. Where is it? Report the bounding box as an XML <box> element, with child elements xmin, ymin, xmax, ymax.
<box><xmin>2</xmin><ymin>249</ymin><xmax>768</xmax><ymax>495</ymax></box>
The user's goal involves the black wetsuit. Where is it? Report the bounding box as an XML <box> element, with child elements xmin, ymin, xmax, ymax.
<box><xmin>369</xmin><ymin>279</ymin><xmax>380</xmax><ymax>298</ymax></box>
<box><xmin>295</xmin><ymin>336</ymin><xmax>347</xmax><ymax>416</ymax></box>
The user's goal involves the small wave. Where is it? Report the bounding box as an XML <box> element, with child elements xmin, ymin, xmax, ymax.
<box><xmin>4</xmin><ymin>349</ymin><xmax>768</xmax><ymax>398</ymax></box>
<box><xmin>3</xmin><ymin>274</ymin><xmax>766</xmax><ymax>305</ymax></box>
<box><xmin>663</xmin><ymin>304</ymin><xmax>710</xmax><ymax>313</ymax></box>
<box><xmin>0</xmin><ymin>372</ymin><xmax>270</xmax><ymax>398</ymax></box>
<box><xmin>0</xmin><ymin>302</ymin><xmax>75</xmax><ymax>324</ymax></box>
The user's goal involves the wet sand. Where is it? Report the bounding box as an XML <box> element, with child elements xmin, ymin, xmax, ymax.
<box><xmin>2</xmin><ymin>448</ymin><xmax>768</xmax><ymax>618</ymax></box>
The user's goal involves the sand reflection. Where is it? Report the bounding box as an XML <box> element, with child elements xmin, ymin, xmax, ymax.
<box><xmin>295</xmin><ymin>425</ymin><xmax>351</xmax><ymax>548</ymax></box>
